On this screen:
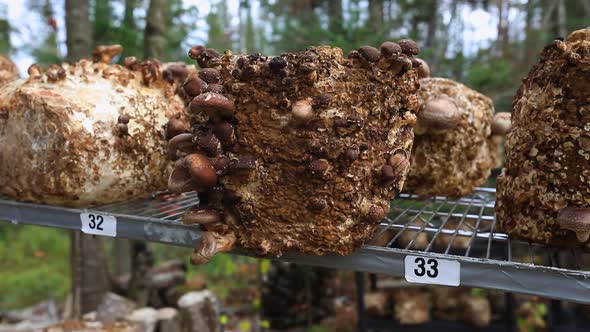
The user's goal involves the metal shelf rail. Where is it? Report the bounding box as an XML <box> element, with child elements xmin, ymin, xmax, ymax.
<box><xmin>1</xmin><ymin>188</ymin><xmax>589</xmax><ymax>303</ymax></box>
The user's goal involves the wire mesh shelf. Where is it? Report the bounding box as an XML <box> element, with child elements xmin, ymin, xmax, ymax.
<box><xmin>2</xmin><ymin>187</ymin><xmax>590</xmax><ymax>303</ymax></box>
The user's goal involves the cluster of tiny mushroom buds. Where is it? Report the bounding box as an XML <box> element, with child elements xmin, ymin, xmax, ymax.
<box><xmin>45</xmin><ymin>64</ymin><xmax>66</xmax><ymax>82</ymax></box>
<box><xmin>381</xmin><ymin>152</ymin><xmax>410</xmax><ymax>186</ymax></box>
<box><xmin>116</xmin><ymin>114</ymin><xmax>130</xmax><ymax>136</ymax></box>
<box><xmin>348</xmin><ymin>39</ymin><xmax>422</xmax><ymax>77</ymax></box>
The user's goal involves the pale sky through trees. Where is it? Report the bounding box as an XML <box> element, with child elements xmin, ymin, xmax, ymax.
<box><xmin>3</xmin><ymin>0</ymin><xmax>501</xmax><ymax>74</ymax></box>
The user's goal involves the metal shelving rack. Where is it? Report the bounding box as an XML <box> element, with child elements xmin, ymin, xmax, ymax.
<box><xmin>1</xmin><ymin>187</ymin><xmax>590</xmax><ymax>304</ymax></box>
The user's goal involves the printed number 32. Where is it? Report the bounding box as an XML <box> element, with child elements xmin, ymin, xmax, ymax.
<box><xmin>88</xmin><ymin>214</ymin><xmax>104</xmax><ymax>231</ymax></box>
<box><xmin>414</xmin><ymin>257</ymin><xmax>438</xmax><ymax>278</ymax></box>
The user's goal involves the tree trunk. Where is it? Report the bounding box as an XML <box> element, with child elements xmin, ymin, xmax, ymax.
<box><xmin>0</xmin><ymin>7</ymin><xmax>11</xmax><ymax>54</ymax></box>
<box><xmin>327</xmin><ymin>0</ymin><xmax>343</xmax><ymax>36</ymax></box>
<box><xmin>123</xmin><ymin>0</ymin><xmax>136</xmax><ymax>29</ymax></box>
<box><xmin>556</xmin><ymin>0</ymin><xmax>567</xmax><ymax>38</ymax></box>
<box><xmin>425</xmin><ymin>0</ymin><xmax>438</xmax><ymax>48</ymax></box>
<box><xmin>522</xmin><ymin>0</ymin><xmax>537</xmax><ymax>69</ymax></box>
<box><xmin>65</xmin><ymin>0</ymin><xmax>91</xmax><ymax>61</ymax></box>
<box><xmin>368</xmin><ymin>0</ymin><xmax>384</xmax><ymax>36</ymax></box>
<box><xmin>114</xmin><ymin>238</ymin><xmax>131</xmax><ymax>277</ymax></box>
<box><xmin>496</xmin><ymin>0</ymin><xmax>510</xmax><ymax>58</ymax></box>
<box><xmin>65</xmin><ymin>0</ymin><xmax>110</xmax><ymax>318</ymax></box>
<box><xmin>262</xmin><ymin>262</ymin><xmax>336</xmax><ymax>329</ymax></box>
<box><xmin>144</xmin><ymin>0</ymin><xmax>167</xmax><ymax>59</ymax></box>
<box><xmin>70</xmin><ymin>233</ymin><xmax>111</xmax><ymax>316</ymax></box>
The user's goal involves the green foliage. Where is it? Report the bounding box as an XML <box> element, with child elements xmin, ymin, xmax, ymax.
<box><xmin>163</xmin><ymin>0</ymin><xmax>197</xmax><ymax>62</ymax></box>
<box><xmin>206</xmin><ymin>1</ymin><xmax>233</xmax><ymax>52</ymax></box>
<box><xmin>27</xmin><ymin>0</ymin><xmax>61</xmax><ymax>65</ymax></box>
<box><xmin>92</xmin><ymin>0</ymin><xmax>114</xmax><ymax>45</ymax></box>
<box><xmin>307</xmin><ymin>325</ymin><xmax>335</xmax><ymax>332</ymax></box>
<box><xmin>0</xmin><ymin>3</ymin><xmax>11</xmax><ymax>54</ymax></box>
<box><xmin>470</xmin><ymin>287</ymin><xmax>487</xmax><ymax>298</ymax></box>
<box><xmin>0</xmin><ymin>224</ymin><xmax>70</xmax><ymax>309</ymax></box>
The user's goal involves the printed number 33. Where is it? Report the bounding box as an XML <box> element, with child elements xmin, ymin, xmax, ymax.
<box><xmin>88</xmin><ymin>214</ymin><xmax>104</xmax><ymax>231</ymax></box>
<box><xmin>414</xmin><ymin>257</ymin><xmax>438</xmax><ymax>278</ymax></box>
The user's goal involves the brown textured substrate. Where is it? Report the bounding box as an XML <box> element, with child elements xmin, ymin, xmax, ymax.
<box><xmin>169</xmin><ymin>42</ymin><xmax>422</xmax><ymax>260</ymax></box>
<box><xmin>496</xmin><ymin>28</ymin><xmax>590</xmax><ymax>248</ymax></box>
<box><xmin>0</xmin><ymin>46</ymin><xmax>187</xmax><ymax>207</ymax></box>
<box><xmin>404</xmin><ymin>78</ymin><xmax>497</xmax><ymax>196</ymax></box>
<box><xmin>0</xmin><ymin>55</ymin><xmax>19</xmax><ymax>86</ymax></box>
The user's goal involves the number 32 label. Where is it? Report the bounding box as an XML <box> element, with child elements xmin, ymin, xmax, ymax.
<box><xmin>80</xmin><ymin>213</ymin><xmax>117</xmax><ymax>237</ymax></box>
<box><xmin>404</xmin><ymin>255</ymin><xmax>460</xmax><ymax>286</ymax></box>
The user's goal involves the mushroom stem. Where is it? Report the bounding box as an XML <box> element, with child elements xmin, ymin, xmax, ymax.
<box><xmin>182</xmin><ymin>207</ymin><xmax>222</xmax><ymax>225</ymax></box>
<box><xmin>190</xmin><ymin>231</ymin><xmax>236</xmax><ymax>265</ymax></box>
<box><xmin>168</xmin><ymin>133</ymin><xmax>195</xmax><ymax>159</ymax></box>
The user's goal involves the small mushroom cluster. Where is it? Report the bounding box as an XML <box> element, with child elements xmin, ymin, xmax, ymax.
<box><xmin>166</xmin><ymin>41</ymin><xmax>422</xmax><ymax>264</ymax></box>
<box><xmin>496</xmin><ymin>28</ymin><xmax>590</xmax><ymax>249</ymax></box>
<box><xmin>404</xmin><ymin>76</ymin><xmax>505</xmax><ymax>197</ymax></box>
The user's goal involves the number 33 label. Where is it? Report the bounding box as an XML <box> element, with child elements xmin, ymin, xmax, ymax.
<box><xmin>80</xmin><ymin>213</ymin><xmax>117</xmax><ymax>237</ymax></box>
<box><xmin>404</xmin><ymin>255</ymin><xmax>460</xmax><ymax>286</ymax></box>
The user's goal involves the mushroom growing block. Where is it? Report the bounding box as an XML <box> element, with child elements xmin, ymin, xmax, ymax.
<box><xmin>0</xmin><ymin>55</ymin><xmax>19</xmax><ymax>87</ymax></box>
<box><xmin>0</xmin><ymin>46</ymin><xmax>187</xmax><ymax>207</ymax></box>
<box><xmin>496</xmin><ymin>28</ymin><xmax>590</xmax><ymax>248</ymax></box>
<box><xmin>169</xmin><ymin>42</ymin><xmax>422</xmax><ymax>263</ymax></box>
<box><xmin>404</xmin><ymin>77</ymin><xmax>502</xmax><ymax>196</ymax></box>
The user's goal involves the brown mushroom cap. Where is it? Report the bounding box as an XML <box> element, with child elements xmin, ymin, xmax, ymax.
<box><xmin>557</xmin><ymin>207</ymin><xmax>590</xmax><ymax>242</ymax></box>
<box><xmin>189</xmin><ymin>92</ymin><xmax>235</xmax><ymax>121</ymax></box>
<box><xmin>168</xmin><ymin>160</ymin><xmax>197</xmax><ymax>193</ymax></box>
<box><xmin>398</xmin><ymin>39</ymin><xmax>420</xmax><ymax>56</ymax></box>
<box><xmin>166</xmin><ymin>116</ymin><xmax>190</xmax><ymax>139</ymax></box>
<box><xmin>27</xmin><ymin>64</ymin><xmax>42</xmax><ymax>78</ymax></box>
<box><xmin>291</xmin><ymin>99</ymin><xmax>314</xmax><ymax>123</ymax></box>
<box><xmin>417</xmin><ymin>96</ymin><xmax>462</xmax><ymax>131</ymax></box>
<box><xmin>491</xmin><ymin>112</ymin><xmax>512</xmax><ymax>136</ymax></box>
<box><xmin>167</xmin><ymin>133</ymin><xmax>196</xmax><ymax>159</ymax></box>
<box><xmin>185</xmin><ymin>154</ymin><xmax>218</xmax><ymax>189</ymax></box>
<box><xmin>414</xmin><ymin>58</ymin><xmax>430</xmax><ymax>78</ymax></box>
<box><xmin>168</xmin><ymin>154</ymin><xmax>217</xmax><ymax>193</ymax></box>
<box><xmin>379</xmin><ymin>41</ymin><xmax>402</xmax><ymax>57</ymax></box>
<box><xmin>182</xmin><ymin>76</ymin><xmax>207</xmax><ymax>97</ymax></box>
<box><xmin>191</xmin><ymin>231</ymin><xmax>237</xmax><ymax>265</ymax></box>
<box><xmin>92</xmin><ymin>44</ymin><xmax>123</xmax><ymax>64</ymax></box>
<box><xmin>357</xmin><ymin>45</ymin><xmax>381</xmax><ymax>62</ymax></box>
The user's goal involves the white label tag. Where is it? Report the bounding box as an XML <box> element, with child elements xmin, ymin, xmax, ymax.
<box><xmin>404</xmin><ymin>255</ymin><xmax>460</xmax><ymax>286</ymax></box>
<box><xmin>80</xmin><ymin>213</ymin><xmax>117</xmax><ymax>237</ymax></box>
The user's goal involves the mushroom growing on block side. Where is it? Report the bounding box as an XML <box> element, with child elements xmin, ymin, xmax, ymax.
<box><xmin>167</xmin><ymin>41</ymin><xmax>422</xmax><ymax>263</ymax></box>
<box><xmin>557</xmin><ymin>207</ymin><xmax>590</xmax><ymax>243</ymax></box>
<box><xmin>404</xmin><ymin>78</ymin><xmax>497</xmax><ymax>197</ymax></box>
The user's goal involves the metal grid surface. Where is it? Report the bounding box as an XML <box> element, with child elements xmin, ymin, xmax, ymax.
<box><xmin>2</xmin><ymin>188</ymin><xmax>590</xmax><ymax>303</ymax></box>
